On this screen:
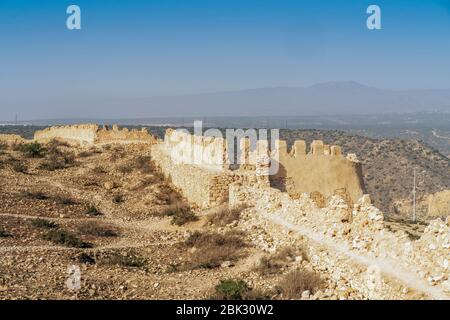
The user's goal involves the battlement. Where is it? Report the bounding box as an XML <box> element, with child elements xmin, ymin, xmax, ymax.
<box><xmin>34</xmin><ymin>124</ymin><xmax>156</xmax><ymax>145</ymax></box>
<box><xmin>269</xmin><ymin>139</ymin><xmax>364</xmax><ymax>203</ymax></box>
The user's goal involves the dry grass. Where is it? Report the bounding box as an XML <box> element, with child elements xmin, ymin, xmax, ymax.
<box><xmin>31</xmin><ymin>218</ymin><xmax>58</xmax><ymax>229</ymax></box>
<box><xmin>44</xmin><ymin>229</ymin><xmax>90</xmax><ymax>248</ymax></box>
<box><xmin>277</xmin><ymin>269</ymin><xmax>324</xmax><ymax>299</ymax></box>
<box><xmin>39</xmin><ymin>147</ymin><xmax>76</xmax><ymax>171</ymax></box>
<box><xmin>157</xmin><ymin>204</ymin><xmax>198</xmax><ymax>226</ymax></box>
<box><xmin>77</xmin><ymin>221</ymin><xmax>119</xmax><ymax>237</ymax></box>
<box><xmin>98</xmin><ymin>250</ymin><xmax>147</xmax><ymax>268</ymax></box>
<box><xmin>207</xmin><ymin>205</ymin><xmax>247</xmax><ymax>227</ymax></box>
<box><xmin>184</xmin><ymin>231</ymin><xmax>246</xmax><ymax>269</ymax></box>
<box><xmin>255</xmin><ymin>245</ymin><xmax>310</xmax><ymax>275</ymax></box>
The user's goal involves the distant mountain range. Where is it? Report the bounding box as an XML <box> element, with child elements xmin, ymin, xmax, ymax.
<box><xmin>107</xmin><ymin>81</ymin><xmax>450</xmax><ymax>117</ymax></box>
<box><xmin>3</xmin><ymin>81</ymin><xmax>450</xmax><ymax>121</ymax></box>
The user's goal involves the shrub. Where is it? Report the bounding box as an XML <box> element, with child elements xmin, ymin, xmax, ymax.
<box><xmin>254</xmin><ymin>246</ymin><xmax>304</xmax><ymax>275</ymax></box>
<box><xmin>207</xmin><ymin>205</ymin><xmax>246</xmax><ymax>227</ymax></box>
<box><xmin>277</xmin><ymin>269</ymin><xmax>324</xmax><ymax>299</ymax></box>
<box><xmin>132</xmin><ymin>155</ymin><xmax>154</xmax><ymax>174</ymax></box>
<box><xmin>0</xmin><ymin>229</ymin><xmax>11</xmax><ymax>237</ymax></box>
<box><xmin>17</xmin><ymin>142</ymin><xmax>45</xmax><ymax>158</ymax></box>
<box><xmin>91</xmin><ymin>166</ymin><xmax>107</xmax><ymax>175</ymax></box>
<box><xmin>11</xmin><ymin>161</ymin><xmax>28</xmax><ymax>173</ymax></box>
<box><xmin>0</xmin><ymin>142</ymin><xmax>7</xmax><ymax>150</ymax></box>
<box><xmin>77</xmin><ymin>221</ymin><xmax>118</xmax><ymax>237</ymax></box>
<box><xmin>31</xmin><ymin>218</ymin><xmax>58</xmax><ymax>229</ymax></box>
<box><xmin>184</xmin><ymin>231</ymin><xmax>246</xmax><ymax>269</ymax></box>
<box><xmin>53</xmin><ymin>195</ymin><xmax>77</xmax><ymax>205</ymax></box>
<box><xmin>22</xmin><ymin>191</ymin><xmax>49</xmax><ymax>200</ymax></box>
<box><xmin>112</xmin><ymin>194</ymin><xmax>124</xmax><ymax>204</ymax></box>
<box><xmin>44</xmin><ymin>229</ymin><xmax>90</xmax><ymax>248</ymax></box>
<box><xmin>170</xmin><ymin>209</ymin><xmax>198</xmax><ymax>226</ymax></box>
<box><xmin>117</xmin><ymin>164</ymin><xmax>133</xmax><ymax>174</ymax></box>
<box><xmin>39</xmin><ymin>150</ymin><xmax>75</xmax><ymax>171</ymax></box>
<box><xmin>99</xmin><ymin>251</ymin><xmax>146</xmax><ymax>268</ymax></box>
<box><xmin>77</xmin><ymin>253</ymin><xmax>96</xmax><ymax>265</ymax></box>
<box><xmin>86</xmin><ymin>206</ymin><xmax>102</xmax><ymax>216</ymax></box>
<box><xmin>213</xmin><ymin>280</ymin><xmax>250</xmax><ymax>300</ymax></box>
<box><xmin>157</xmin><ymin>204</ymin><xmax>198</xmax><ymax>226</ymax></box>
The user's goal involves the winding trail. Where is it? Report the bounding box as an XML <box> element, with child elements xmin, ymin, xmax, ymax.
<box><xmin>262</xmin><ymin>213</ymin><xmax>450</xmax><ymax>300</ymax></box>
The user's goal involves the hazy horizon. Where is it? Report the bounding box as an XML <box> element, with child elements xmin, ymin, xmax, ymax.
<box><xmin>1</xmin><ymin>0</ymin><xmax>450</xmax><ymax>120</ymax></box>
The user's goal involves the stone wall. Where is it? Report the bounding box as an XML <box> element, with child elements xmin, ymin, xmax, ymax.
<box><xmin>230</xmin><ymin>184</ymin><xmax>450</xmax><ymax>300</ymax></box>
<box><xmin>34</xmin><ymin>124</ymin><xmax>156</xmax><ymax>145</ymax></box>
<box><xmin>269</xmin><ymin>139</ymin><xmax>365</xmax><ymax>203</ymax></box>
<box><xmin>151</xmin><ymin>140</ymin><xmax>263</xmax><ymax>209</ymax></box>
<box><xmin>152</xmin><ymin>128</ymin><xmax>364</xmax><ymax>209</ymax></box>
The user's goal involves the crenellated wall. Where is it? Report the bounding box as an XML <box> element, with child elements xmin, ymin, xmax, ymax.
<box><xmin>34</xmin><ymin>124</ymin><xmax>156</xmax><ymax>145</ymax></box>
<box><xmin>269</xmin><ymin>139</ymin><xmax>365</xmax><ymax>203</ymax></box>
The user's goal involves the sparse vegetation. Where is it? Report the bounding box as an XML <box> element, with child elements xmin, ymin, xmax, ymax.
<box><xmin>112</xmin><ymin>194</ymin><xmax>124</xmax><ymax>204</ymax></box>
<box><xmin>207</xmin><ymin>205</ymin><xmax>246</xmax><ymax>227</ymax></box>
<box><xmin>0</xmin><ymin>229</ymin><xmax>11</xmax><ymax>237</ymax></box>
<box><xmin>53</xmin><ymin>195</ymin><xmax>76</xmax><ymax>205</ymax></box>
<box><xmin>213</xmin><ymin>279</ymin><xmax>250</xmax><ymax>300</ymax></box>
<box><xmin>16</xmin><ymin>142</ymin><xmax>45</xmax><ymax>158</ymax></box>
<box><xmin>77</xmin><ymin>221</ymin><xmax>119</xmax><ymax>237</ymax></box>
<box><xmin>77</xmin><ymin>253</ymin><xmax>96</xmax><ymax>265</ymax></box>
<box><xmin>184</xmin><ymin>231</ymin><xmax>246</xmax><ymax>269</ymax></box>
<box><xmin>44</xmin><ymin>229</ymin><xmax>90</xmax><ymax>248</ymax></box>
<box><xmin>277</xmin><ymin>269</ymin><xmax>324</xmax><ymax>299</ymax></box>
<box><xmin>22</xmin><ymin>191</ymin><xmax>49</xmax><ymax>200</ymax></box>
<box><xmin>31</xmin><ymin>218</ymin><xmax>58</xmax><ymax>229</ymax></box>
<box><xmin>39</xmin><ymin>148</ymin><xmax>76</xmax><ymax>171</ymax></box>
<box><xmin>99</xmin><ymin>251</ymin><xmax>147</xmax><ymax>268</ymax></box>
<box><xmin>158</xmin><ymin>204</ymin><xmax>198</xmax><ymax>226</ymax></box>
<box><xmin>254</xmin><ymin>246</ymin><xmax>301</xmax><ymax>275</ymax></box>
<box><xmin>117</xmin><ymin>163</ymin><xmax>133</xmax><ymax>174</ymax></box>
<box><xmin>11</xmin><ymin>161</ymin><xmax>28</xmax><ymax>173</ymax></box>
<box><xmin>86</xmin><ymin>206</ymin><xmax>102</xmax><ymax>216</ymax></box>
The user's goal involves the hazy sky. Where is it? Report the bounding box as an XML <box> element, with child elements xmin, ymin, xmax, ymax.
<box><xmin>0</xmin><ymin>0</ymin><xmax>450</xmax><ymax>120</ymax></box>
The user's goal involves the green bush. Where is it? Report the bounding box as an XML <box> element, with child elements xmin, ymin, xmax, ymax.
<box><xmin>214</xmin><ymin>280</ymin><xmax>250</xmax><ymax>300</ymax></box>
<box><xmin>17</xmin><ymin>142</ymin><xmax>45</xmax><ymax>158</ymax></box>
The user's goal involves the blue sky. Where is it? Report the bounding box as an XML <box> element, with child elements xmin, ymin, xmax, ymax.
<box><xmin>0</xmin><ymin>0</ymin><xmax>449</xmax><ymax>119</ymax></box>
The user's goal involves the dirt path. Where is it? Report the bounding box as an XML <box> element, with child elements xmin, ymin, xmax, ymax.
<box><xmin>263</xmin><ymin>213</ymin><xmax>450</xmax><ymax>300</ymax></box>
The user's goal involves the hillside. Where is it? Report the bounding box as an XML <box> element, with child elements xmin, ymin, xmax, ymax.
<box><xmin>280</xmin><ymin>129</ymin><xmax>450</xmax><ymax>220</ymax></box>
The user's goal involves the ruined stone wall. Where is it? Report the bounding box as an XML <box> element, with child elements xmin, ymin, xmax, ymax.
<box><xmin>34</xmin><ymin>124</ymin><xmax>99</xmax><ymax>144</ymax></box>
<box><xmin>269</xmin><ymin>139</ymin><xmax>365</xmax><ymax>203</ymax></box>
<box><xmin>34</xmin><ymin>124</ymin><xmax>156</xmax><ymax>145</ymax></box>
<box><xmin>0</xmin><ymin>134</ymin><xmax>26</xmax><ymax>146</ymax></box>
<box><xmin>230</xmin><ymin>184</ymin><xmax>450</xmax><ymax>300</ymax></box>
<box><xmin>152</xmin><ymin>140</ymin><xmax>262</xmax><ymax>209</ymax></box>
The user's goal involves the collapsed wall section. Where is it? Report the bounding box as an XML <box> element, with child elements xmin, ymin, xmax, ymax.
<box><xmin>230</xmin><ymin>184</ymin><xmax>450</xmax><ymax>300</ymax></box>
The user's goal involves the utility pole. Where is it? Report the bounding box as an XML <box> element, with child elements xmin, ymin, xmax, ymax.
<box><xmin>413</xmin><ymin>167</ymin><xmax>416</xmax><ymax>223</ymax></box>
<box><xmin>15</xmin><ymin>113</ymin><xmax>18</xmax><ymax>125</ymax></box>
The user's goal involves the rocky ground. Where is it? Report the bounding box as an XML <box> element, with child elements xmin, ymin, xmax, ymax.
<box><xmin>0</xmin><ymin>140</ymin><xmax>336</xmax><ymax>300</ymax></box>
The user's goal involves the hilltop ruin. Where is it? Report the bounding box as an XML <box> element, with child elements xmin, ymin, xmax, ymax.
<box><xmin>27</xmin><ymin>124</ymin><xmax>450</xmax><ymax>300</ymax></box>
